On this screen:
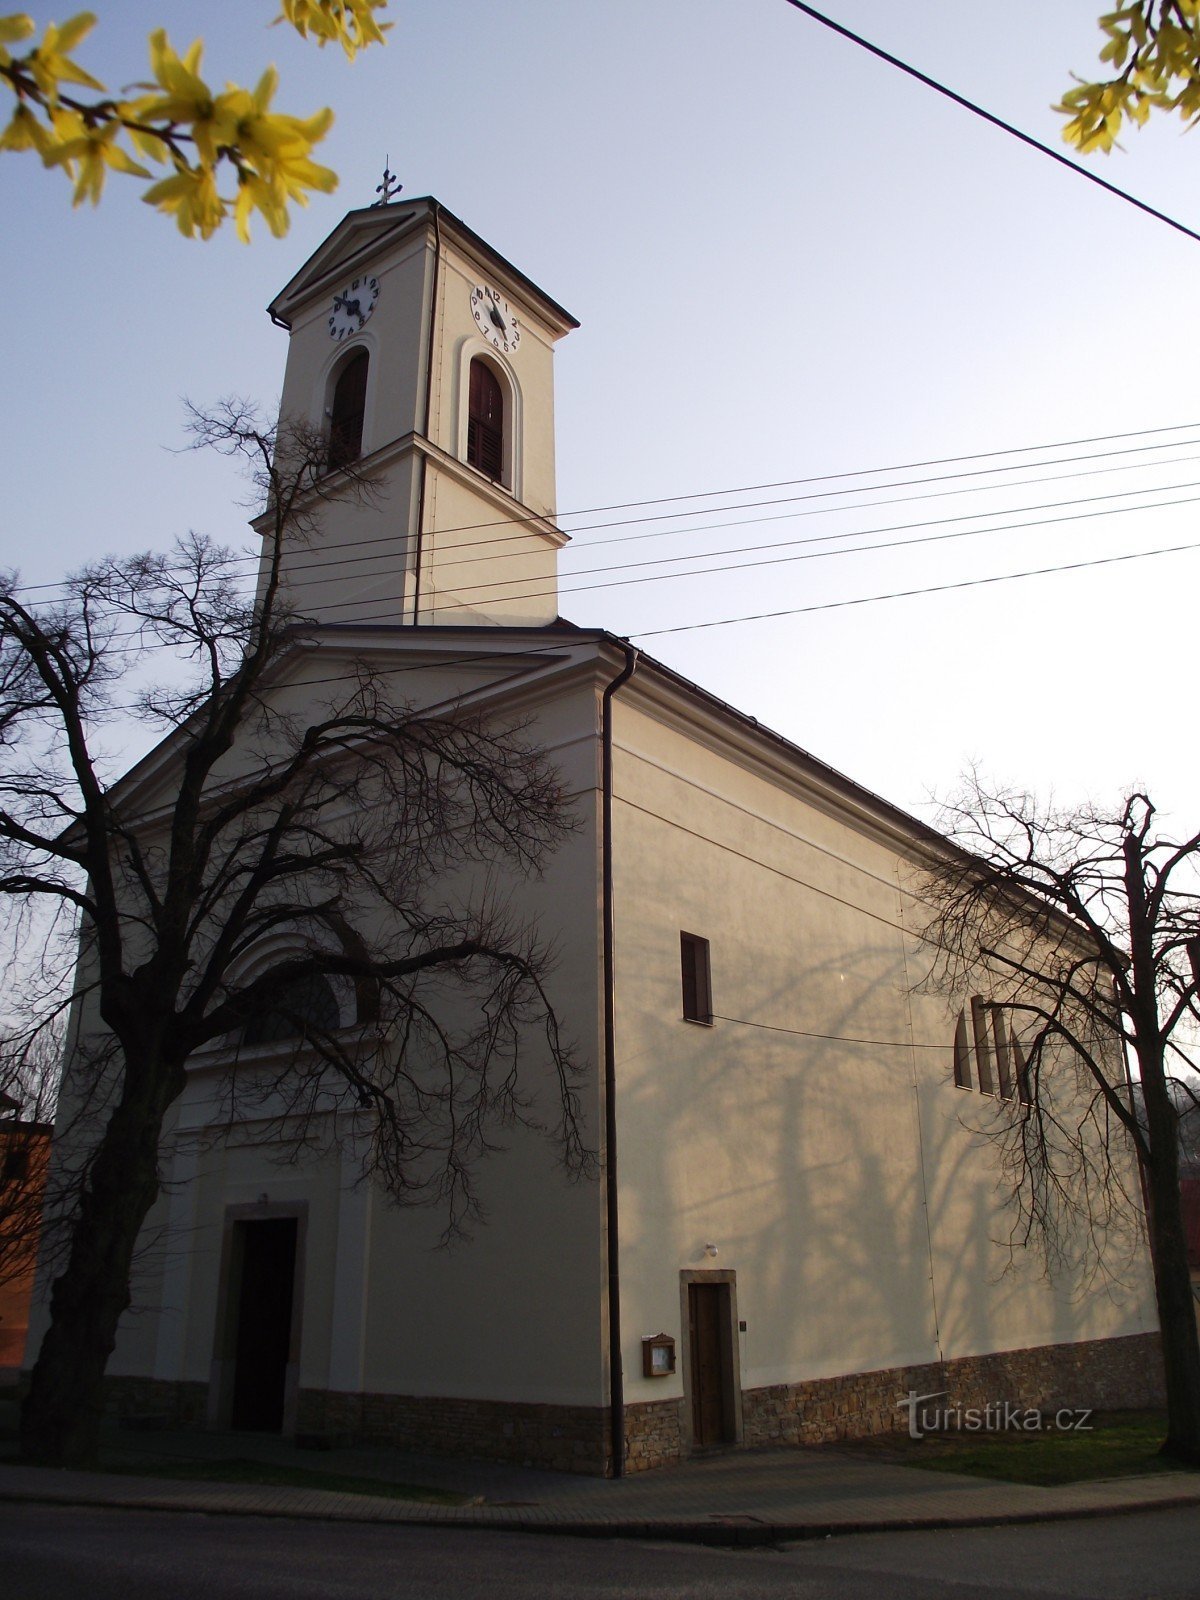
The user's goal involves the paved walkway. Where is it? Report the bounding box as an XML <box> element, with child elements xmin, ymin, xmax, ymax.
<box><xmin>2</xmin><ymin>1426</ymin><xmax>1199</xmax><ymax>1544</ymax></box>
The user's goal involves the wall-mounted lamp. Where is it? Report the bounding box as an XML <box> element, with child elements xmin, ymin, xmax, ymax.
<box><xmin>704</xmin><ymin>1242</ymin><xmax>719</xmax><ymax>1258</ymax></box>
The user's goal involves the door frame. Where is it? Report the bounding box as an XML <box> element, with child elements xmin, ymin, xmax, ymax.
<box><xmin>679</xmin><ymin>1269</ymin><xmax>743</xmax><ymax>1453</ymax></box>
<box><xmin>208</xmin><ymin>1200</ymin><xmax>308</xmax><ymax>1434</ymax></box>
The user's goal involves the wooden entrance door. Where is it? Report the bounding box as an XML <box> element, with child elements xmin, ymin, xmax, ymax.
<box><xmin>688</xmin><ymin>1281</ymin><xmax>734</xmax><ymax>1448</ymax></box>
<box><xmin>231</xmin><ymin>1218</ymin><xmax>297</xmax><ymax>1431</ymax></box>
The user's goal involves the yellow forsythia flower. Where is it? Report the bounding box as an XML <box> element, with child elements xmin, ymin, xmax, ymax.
<box><xmin>142</xmin><ymin>162</ymin><xmax>226</xmax><ymax>238</ymax></box>
<box><xmin>0</xmin><ymin>13</ymin><xmax>36</xmax><ymax>68</ymax></box>
<box><xmin>277</xmin><ymin>0</ymin><xmax>389</xmax><ymax>60</ymax></box>
<box><xmin>0</xmin><ymin>100</ymin><xmax>53</xmax><ymax>155</ymax></box>
<box><xmin>133</xmin><ymin>31</ymin><xmax>222</xmax><ymax>164</ymax></box>
<box><xmin>25</xmin><ymin>12</ymin><xmax>105</xmax><ymax>101</ymax></box>
<box><xmin>41</xmin><ymin>106</ymin><xmax>149</xmax><ymax>204</ymax></box>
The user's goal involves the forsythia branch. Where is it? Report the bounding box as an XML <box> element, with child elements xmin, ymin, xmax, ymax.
<box><xmin>0</xmin><ymin>3</ymin><xmax>390</xmax><ymax>239</ymax></box>
<box><xmin>1058</xmin><ymin>1</ymin><xmax>1200</xmax><ymax>154</ymax></box>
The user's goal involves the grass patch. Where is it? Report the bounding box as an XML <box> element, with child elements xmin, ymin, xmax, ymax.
<box><xmin>905</xmin><ymin>1410</ymin><xmax>1189</xmax><ymax>1487</ymax></box>
<box><xmin>98</xmin><ymin>1455</ymin><xmax>469</xmax><ymax>1505</ymax></box>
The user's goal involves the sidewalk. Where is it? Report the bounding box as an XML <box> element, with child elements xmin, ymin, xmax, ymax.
<box><xmin>2</xmin><ymin>1425</ymin><xmax>1199</xmax><ymax>1545</ymax></box>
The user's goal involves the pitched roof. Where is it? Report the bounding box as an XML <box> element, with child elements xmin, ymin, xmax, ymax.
<box><xmin>267</xmin><ymin>197</ymin><xmax>578</xmax><ymax>334</ymax></box>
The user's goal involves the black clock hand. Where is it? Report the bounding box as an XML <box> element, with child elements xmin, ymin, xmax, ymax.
<box><xmin>488</xmin><ymin>300</ymin><xmax>506</xmax><ymax>332</ymax></box>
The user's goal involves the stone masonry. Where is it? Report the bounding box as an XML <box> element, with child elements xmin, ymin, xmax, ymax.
<box><xmin>94</xmin><ymin>1330</ymin><xmax>1162</xmax><ymax>1476</ymax></box>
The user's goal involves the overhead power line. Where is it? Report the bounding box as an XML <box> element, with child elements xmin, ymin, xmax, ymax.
<box><xmin>632</xmin><ymin>536</ymin><xmax>1200</xmax><ymax>639</ymax></box>
<box><xmin>122</xmin><ymin>448</ymin><xmax>1200</xmax><ymax>605</ymax></box>
<box><xmin>303</xmin><ymin>484</ymin><xmax>1200</xmax><ymax>620</ymax></box>
<box><xmin>16</xmin><ymin>528</ymin><xmax>1200</xmax><ymax>698</ymax></box>
<box><xmin>11</xmin><ymin>422</ymin><xmax>1200</xmax><ymax>602</ymax></box>
<box><xmin>16</xmin><ymin>470</ymin><xmax>1200</xmax><ymax>650</ymax></box>
<box><xmin>782</xmin><ymin>1</ymin><xmax>1200</xmax><ymax>247</ymax></box>
<box><xmin>714</xmin><ymin>1013</ymin><xmax>953</xmax><ymax>1050</ymax></box>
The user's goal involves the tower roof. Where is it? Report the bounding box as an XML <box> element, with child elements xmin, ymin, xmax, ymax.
<box><xmin>267</xmin><ymin>196</ymin><xmax>579</xmax><ymax>335</ymax></box>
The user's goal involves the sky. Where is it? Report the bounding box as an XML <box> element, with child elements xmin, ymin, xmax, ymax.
<box><xmin>3</xmin><ymin>0</ymin><xmax>1200</xmax><ymax>830</ymax></box>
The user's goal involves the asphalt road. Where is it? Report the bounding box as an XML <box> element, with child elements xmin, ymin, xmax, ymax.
<box><xmin>3</xmin><ymin>1502</ymin><xmax>1200</xmax><ymax>1599</ymax></box>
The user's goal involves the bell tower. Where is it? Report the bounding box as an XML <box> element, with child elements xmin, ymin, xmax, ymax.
<box><xmin>258</xmin><ymin>197</ymin><xmax>578</xmax><ymax>628</ymax></box>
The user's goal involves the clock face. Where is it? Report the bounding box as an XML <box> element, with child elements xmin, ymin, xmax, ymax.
<box><xmin>471</xmin><ymin>284</ymin><xmax>520</xmax><ymax>355</ymax></box>
<box><xmin>328</xmin><ymin>275</ymin><xmax>379</xmax><ymax>340</ymax></box>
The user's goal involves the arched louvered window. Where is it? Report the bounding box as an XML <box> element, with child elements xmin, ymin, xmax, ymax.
<box><xmin>1011</xmin><ymin>1029</ymin><xmax>1032</xmax><ymax>1105</ymax></box>
<box><xmin>991</xmin><ymin>1007</ymin><xmax>1015</xmax><ymax>1099</ymax></box>
<box><xmin>467</xmin><ymin>357</ymin><xmax>504</xmax><ymax>481</ymax></box>
<box><xmin>244</xmin><ymin>970</ymin><xmax>341</xmax><ymax>1047</ymax></box>
<box><xmin>327</xmin><ymin>348</ymin><xmax>369</xmax><ymax>472</ymax></box>
<box><xmin>952</xmin><ymin>1012</ymin><xmax>973</xmax><ymax>1089</ymax></box>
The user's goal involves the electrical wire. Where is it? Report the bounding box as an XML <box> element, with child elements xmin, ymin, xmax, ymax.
<box><xmin>782</xmin><ymin>0</ymin><xmax>1200</xmax><ymax>247</ymax></box>
<box><xmin>632</xmin><ymin>535</ymin><xmax>1200</xmax><ymax>639</ymax></box>
<box><xmin>266</xmin><ymin>441</ymin><xmax>1200</xmax><ymax>592</ymax></box>
<box><xmin>14</xmin><ymin>474</ymin><xmax>1200</xmax><ymax>650</ymax></box>
<box><xmin>422</xmin><ymin>481</ymin><xmax>1200</xmax><ymax>600</ymax></box>
<box><xmin>274</xmin><ymin>483</ymin><xmax>1200</xmax><ymax>620</ymax></box>
<box><xmin>713</xmin><ymin>1013</ymin><xmax>953</xmax><ymax>1049</ymax></box>
<box><xmin>72</xmin><ymin>446</ymin><xmax>1193</xmax><ymax>615</ymax></box>
<box><xmin>17</xmin><ymin>532</ymin><xmax>1200</xmax><ymax>717</ymax></box>
<box><xmin>9</xmin><ymin>422</ymin><xmax>1200</xmax><ymax>599</ymax></box>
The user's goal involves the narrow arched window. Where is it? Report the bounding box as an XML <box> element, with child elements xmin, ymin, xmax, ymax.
<box><xmin>1012</xmin><ymin>1032</ymin><xmax>1032</xmax><ymax>1105</ymax></box>
<box><xmin>467</xmin><ymin>357</ymin><xmax>504</xmax><ymax>480</ymax></box>
<box><xmin>244</xmin><ymin>970</ymin><xmax>341</xmax><ymax>1047</ymax></box>
<box><xmin>327</xmin><ymin>349</ymin><xmax>369</xmax><ymax>472</ymax></box>
<box><xmin>952</xmin><ymin>1012</ymin><xmax>973</xmax><ymax>1089</ymax></box>
<box><xmin>991</xmin><ymin>1008</ymin><xmax>1015</xmax><ymax>1099</ymax></box>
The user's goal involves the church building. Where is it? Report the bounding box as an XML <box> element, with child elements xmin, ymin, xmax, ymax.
<box><xmin>31</xmin><ymin>198</ymin><xmax>1162</xmax><ymax>1474</ymax></box>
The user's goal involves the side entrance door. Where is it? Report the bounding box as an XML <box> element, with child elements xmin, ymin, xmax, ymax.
<box><xmin>687</xmin><ymin>1281</ymin><xmax>735</xmax><ymax>1449</ymax></box>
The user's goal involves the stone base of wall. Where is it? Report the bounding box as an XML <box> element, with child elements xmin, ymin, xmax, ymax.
<box><xmin>742</xmin><ymin>1331</ymin><xmax>1164</xmax><ymax>1450</ymax></box>
<box><xmin>296</xmin><ymin>1389</ymin><xmax>613</xmax><ymax>1476</ymax></box>
<box><xmin>90</xmin><ymin>1331</ymin><xmax>1162</xmax><ymax>1477</ymax></box>
<box><xmin>102</xmin><ymin>1375</ymin><xmax>209</xmax><ymax>1428</ymax></box>
<box><xmin>624</xmin><ymin>1395</ymin><xmax>684</xmax><ymax>1473</ymax></box>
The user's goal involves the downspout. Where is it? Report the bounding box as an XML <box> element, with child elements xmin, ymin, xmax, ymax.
<box><xmin>601</xmin><ymin>639</ymin><xmax>638</xmax><ymax>1477</ymax></box>
<box><xmin>412</xmin><ymin>202</ymin><xmax>442</xmax><ymax>625</ymax></box>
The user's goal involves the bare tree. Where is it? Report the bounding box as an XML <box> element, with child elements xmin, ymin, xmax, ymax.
<box><xmin>921</xmin><ymin>775</ymin><xmax>1200</xmax><ymax>1464</ymax></box>
<box><xmin>0</xmin><ymin>402</ymin><xmax>585</xmax><ymax>1468</ymax></box>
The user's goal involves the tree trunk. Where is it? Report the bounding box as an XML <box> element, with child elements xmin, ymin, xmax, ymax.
<box><xmin>1144</xmin><ymin>1152</ymin><xmax>1200</xmax><ymax>1464</ymax></box>
<box><xmin>1137</xmin><ymin>1044</ymin><xmax>1200</xmax><ymax>1464</ymax></box>
<box><xmin>1123</xmin><ymin>838</ymin><xmax>1200</xmax><ymax>1464</ymax></box>
<box><xmin>20</xmin><ymin>1058</ymin><xmax>180</xmax><ymax>1467</ymax></box>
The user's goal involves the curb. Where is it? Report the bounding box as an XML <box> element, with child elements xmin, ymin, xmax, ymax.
<box><xmin>4</xmin><ymin>1479</ymin><xmax>1200</xmax><ymax>1547</ymax></box>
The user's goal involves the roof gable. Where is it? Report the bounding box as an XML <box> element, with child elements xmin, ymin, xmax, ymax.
<box><xmin>267</xmin><ymin>204</ymin><xmax>426</xmax><ymax>325</ymax></box>
<box><xmin>267</xmin><ymin>197</ymin><xmax>578</xmax><ymax>334</ymax></box>
<box><xmin>101</xmin><ymin>625</ymin><xmax>605</xmax><ymax>823</ymax></box>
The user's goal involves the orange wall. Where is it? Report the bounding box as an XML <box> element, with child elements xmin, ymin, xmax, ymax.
<box><xmin>0</xmin><ymin>1125</ymin><xmax>51</xmax><ymax>1369</ymax></box>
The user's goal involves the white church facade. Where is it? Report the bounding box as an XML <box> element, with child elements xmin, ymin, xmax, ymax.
<box><xmin>31</xmin><ymin>199</ymin><xmax>1162</xmax><ymax>1474</ymax></box>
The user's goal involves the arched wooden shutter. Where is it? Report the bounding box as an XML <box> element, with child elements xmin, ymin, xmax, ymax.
<box><xmin>467</xmin><ymin>357</ymin><xmax>504</xmax><ymax>480</ymax></box>
<box><xmin>328</xmin><ymin>349</ymin><xmax>369</xmax><ymax>472</ymax></box>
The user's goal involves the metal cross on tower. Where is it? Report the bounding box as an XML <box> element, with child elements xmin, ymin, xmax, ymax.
<box><xmin>372</xmin><ymin>161</ymin><xmax>402</xmax><ymax>207</ymax></box>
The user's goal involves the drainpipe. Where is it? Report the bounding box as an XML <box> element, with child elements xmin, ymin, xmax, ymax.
<box><xmin>412</xmin><ymin>202</ymin><xmax>442</xmax><ymax>625</ymax></box>
<box><xmin>601</xmin><ymin>639</ymin><xmax>638</xmax><ymax>1477</ymax></box>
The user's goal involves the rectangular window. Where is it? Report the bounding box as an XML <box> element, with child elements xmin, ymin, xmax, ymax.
<box><xmin>680</xmin><ymin>933</ymin><xmax>712</xmax><ymax>1025</ymax></box>
<box><xmin>971</xmin><ymin>996</ymin><xmax>996</xmax><ymax>1094</ymax></box>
